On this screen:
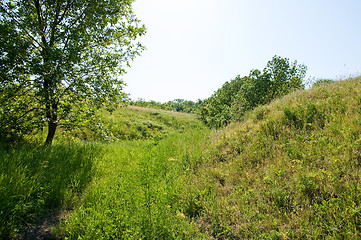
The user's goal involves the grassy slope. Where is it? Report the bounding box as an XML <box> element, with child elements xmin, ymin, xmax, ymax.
<box><xmin>57</xmin><ymin>76</ymin><xmax>361</xmax><ymax>239</ymax></box>
<box><xmin>2</xmin><ymin>77</ymin><xmax>361</xmax><ymax>239</ymax></box>
<box><xmin>54</xmin><ymin>105</ymin><xmax>201</xmax><ymax>143</ymax></box>
<box><xmin>190</xmin><ymin>76</ymin><xmax>361</xmax><ymax>239</ymax></box>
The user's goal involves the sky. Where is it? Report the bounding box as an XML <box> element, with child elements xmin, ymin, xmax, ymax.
<box><xmin>123</xmin><ymin>0</ymin><xmax>361</xmax><ymax>102</ymax></box>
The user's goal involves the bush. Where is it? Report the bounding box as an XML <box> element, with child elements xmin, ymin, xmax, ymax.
<box><xmin>198</xmin><ymin>56</ymin><xmax>307</xmax><ymax>128</ymax></box>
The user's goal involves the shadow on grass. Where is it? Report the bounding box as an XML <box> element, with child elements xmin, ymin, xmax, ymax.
<box><xmin>0</xmin><ymin>142</ymin><xmax>100</xmax><ymax>239</ymax></box>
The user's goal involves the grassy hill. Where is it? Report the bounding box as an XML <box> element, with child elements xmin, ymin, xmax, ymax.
<box><xmin>35</xmin><ymin>105</ymin><xmax>203</xmax><ymax>144</ymax></box>
<box><xmin>189</xmin><ymin>76</ymin><xmax>361</xmax><ymax>239</ymax></box>
<box><xmin>1</xmin><ymin>76</ymin><xmax>361</xmax><ymax>239</ymax></box>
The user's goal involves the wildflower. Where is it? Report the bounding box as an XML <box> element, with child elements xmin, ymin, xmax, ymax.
<box><xmin>168</xmin><ymin>158</ymin><xmax>176</xmax><ymax>161</ymax></box>
<box><xmin>177</xmin><ymin>213</ymin><xmax>186</xmax><ymax>219</ymax></box>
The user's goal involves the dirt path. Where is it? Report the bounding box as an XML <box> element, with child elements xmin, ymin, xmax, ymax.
<box><xmin>21</xmin><ymin>210</ymin><xmax>60</xmax><ymax>240</ymax></box>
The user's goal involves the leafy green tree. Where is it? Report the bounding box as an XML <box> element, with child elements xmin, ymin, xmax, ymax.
<box><xmin>0</xmin><ymin>0</ymin><xmax>145</xmax><ymax>145</ymax></box>
<box><xmin>199</xmin><ymin>56</ymin><xmax>307</xmax><ymax>127</ymax></box>
<box><xmin>198</xmin><ymin>76</ymin><xmax>246</xmax><ymax>127</ymax></box>
<box><xmin>263</xmin><ymin>55</ymin><xmax>306</xmax><ymax>101</ymax></box>
<box><xmin>232</xmin><ymin>57</ymin><xmax>306</xmax><ymax>118</ymax></box>
<box><xmin>0</xmin><ymin>20</ymin><xmax>37</xmax><ymax>142</ymax></box>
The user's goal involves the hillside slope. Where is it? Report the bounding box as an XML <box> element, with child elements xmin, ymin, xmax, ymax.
<box><xmin>190</xmin><ymin>76</ymin><xmax>361</xmax><ymax>238</ymax></box>
<box><xmin>2</xmin><ymin>77</ymin><xmax>361</xmax><ymax>239</ymax></box>
<box><xmin>50</xmin><ymin>105</ymin><xmax>203</xmax><ymax>143</ymax></box>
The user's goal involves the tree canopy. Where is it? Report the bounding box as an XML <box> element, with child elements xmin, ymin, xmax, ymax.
<box><xmin>0</xmin><ymin>0</ymin><xmax>145</xmax><ymax>144</ymax></box>
<box><xmin>198</xmin><ymin>56</ymin><xmax>307</xmax><ymax>128</ymax></box>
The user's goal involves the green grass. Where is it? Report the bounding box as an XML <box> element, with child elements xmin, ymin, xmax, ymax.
<box><xmin>56</xmin><ymin>105</ymin><xmax>203</xmax><ymax>143</ymax></box>
<box><xmin>188</xmin><ymin>76</ymin><xmax>361</xmax><ymax>239</ymax></box>
<box><xmin>0</xmin><ymin>143</ymin><xmax>99</xmax><ymax>239</ymax></box>
<box><xmin>2</xmin><ymin>76</ymin><xmax>361</xmax><ymax>239</ymax></box>
<box><xmin>0</xmin><ymin>107</ymin><xmax>209</xmax><ymax>239</ymax></box>
<box><xmin>56</xmin><ymin>131</ymin><xmax>210</xmax><ymax>239</ymax></box>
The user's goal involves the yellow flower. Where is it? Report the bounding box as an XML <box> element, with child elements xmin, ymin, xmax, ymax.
<box><xmin>168</xmin><ymin>158</ymin><xmax>176</xmax><ymax>161</ymax></box>
<box><xmin>177</xmin><ymin>213</ymin><xmax>186</xmax><ymax>219</ymax></box>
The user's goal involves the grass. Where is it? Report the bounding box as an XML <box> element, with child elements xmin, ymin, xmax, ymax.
<box><xmin>0</xmin><ymin>143</ymin><xmax>99</xmax><ymax>239</ymax></box>
<box><xmin>56</xmin><ymin>105</ymin><xmax>203</xmax><ymax>143</ymax></box>
<box><xmin>0</xmin><ymin>107</ymin><xmax>209</xmax><ymax>239</ymax></box>
<box><xmin>56</xmin><ymin>131</ymin><xmax>210</xmax><ymax>239</ymax></box>
<box><xmin>1</xmin><ymin>76</ymin><xmax>361</xmax><ymax>239</ymax></box>
<box><xmin>188</xmin><ymin>76</ymin><xmax>361</xmax><ymax>238</ymax></box>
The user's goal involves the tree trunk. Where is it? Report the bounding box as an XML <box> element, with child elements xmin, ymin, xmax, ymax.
<box><xmin>43</xmin><ymin>77</ymin><xmax>58</xmax><ymax>145</ymax></box>
<box><xmin>43</xmin><ymin>76</ymin><xmax>58</xmax><ymax>146</ymax></box>
<box><xmin>45</xmin><ymin>120</ymin><xmax>57</xmax><ymax>145</ymax></box>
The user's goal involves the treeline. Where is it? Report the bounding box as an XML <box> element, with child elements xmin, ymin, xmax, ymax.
<box><xmin>131</xmin><ymin>98</ymin><xmax>201</xmax><ymax>114</ymax></box>
<box><xmin>133</xmin><ymin>56</ymin><xmax>309</xmax><ymax>128</ymax></box>
<box><xmin>198</xmin><ymin>55</ymin><xmax>308</xmax><ymax>128</ymax></box>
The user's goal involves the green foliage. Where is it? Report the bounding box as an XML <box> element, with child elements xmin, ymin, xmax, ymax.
<box><xmin>0</xmin><ymin>21</ymin><xmax>38</xmax><ymax>142</ymax></box>
<box><xmin>199</xmin><ymin>56</ymin><xmax>307</xmax><ymax>128</ymax></box>
<box><xmin>132</xmin><ymin>98</ymin><xmax>201</xmax><ymax>114</ymax></box>
<box><xmin>198</xmin><ymin>76</ymin><xmax>244</xmax><ymax>128</ymax></box>
<box><xmin>0</xmin><ymin>0</ymin><xmax>146</xmax><ymax>144</ymax></box>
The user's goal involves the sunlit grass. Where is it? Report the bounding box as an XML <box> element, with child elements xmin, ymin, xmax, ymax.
<box><xmin>189</xmin><ymin>76</ymin><xmax>361</xmax><ymax>238</ymax></box>
<box><xmin>1</xmin><ymin>106</ymin><xmax>209</xmax><ymax>239</ymax></box>
<box><xmin>56</xmin><ymin>130</ymin><xmax>211</xmax><ymax>239</ymax></box>
<box><xmin>58</xmin><ymin>105</ymin><xmax>203</xmax><ymax>142</ymax></box>
<box><xmin>2</xmin><ymin>76</ymin><xmax>361</xmax><ymax>239</ymax></box>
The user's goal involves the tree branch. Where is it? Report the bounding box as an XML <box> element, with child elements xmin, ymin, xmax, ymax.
<box><xmin>33</xmin><ymin>0</ymin><xmax>48</xmax><ymax>49</ymax></box>
<box><xmin>0</xmin><ymin>5</ymin><xmax>43</xmax><ymax>49</ymax></box>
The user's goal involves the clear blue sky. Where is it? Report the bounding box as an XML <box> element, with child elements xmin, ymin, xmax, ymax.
<box><xmin>123</xmin><ymin>0</ymin><xmax>361</xmax><ymax>102</ymax></box>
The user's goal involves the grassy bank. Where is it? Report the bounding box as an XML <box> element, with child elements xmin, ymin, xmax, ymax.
<box><xmin>1</xmin><ymin>76</ymin><xmax>361</xmax><ymax>239</ymax></box>
<box><xmin>58</xmin><ymin>105</ymin><xmax>202</xmax><ymax>142</ymax></box>
<box><xmin>189</xmin><ymin>76</ymin><xmax>361</xmax><ymax>238</ymax></box>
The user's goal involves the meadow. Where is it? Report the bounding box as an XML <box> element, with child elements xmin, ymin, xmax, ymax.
<box><xmin>1</xmin><ymin>105</ymin><xmax>209</xmax><ymax>239</ymax></box>
<box><xmin>1</xmin><ymin>76</ymin><xmax>361</xmax><ymax>239</ymax></box>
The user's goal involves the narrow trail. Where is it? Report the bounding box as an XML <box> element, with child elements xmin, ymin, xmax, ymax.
<box><xmin>21</xmin><ymin>210</ymin><xmax>60</xmax><ymax>240</ymax></box>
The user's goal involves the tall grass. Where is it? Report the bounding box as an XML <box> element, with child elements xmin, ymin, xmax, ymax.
<box><xmin>56</xmin><ymin>129</ymin><xmax>211</xmax><ymax>239</ymax></box>
<box><xmin>0</xmin><ymin>143</ymin><xmax>100</xmax><ymax>239</ymax></box>
<box><xmin>1</xmin><ymin>108</ymin><xmax>208</xmax><ymax>239</ymax></box>
<box><xmin>187</xmin><ymin>76</ymin><xmax>361</xmax><ymax>239</ymax></box>
<box><xmin>57</xmin><ymin>105</ymin><xmax>203</xmax><ymax>142</ymax></box>
<box><xmin>2</xmin><ymin>76</ymin><xmax>361</xmax><ymax>239</ymax></box>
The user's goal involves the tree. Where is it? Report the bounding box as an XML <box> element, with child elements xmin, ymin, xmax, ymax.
<box><xmin>233</xmin><ymin>56</ymin><xmax>306</xmax><ymax>117</ymax></box>
<box><xmin>198</xmin><ymin>76</ymin><xmax>246</xmax><ymax>128</ymax></box>
<box><xmin>263</xmin><ymin>55</ymin><xmax>306</xmax><ymax>101</ymax></box>
<box><xmin>199</xmin><ymin>56</ymin><xmax>307</xmax><ymax>128</ymax></box>
<box><xmin>0</xmin><ymin>0</ymin><xmax>146</xmax><ymax>145</ymax></box>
